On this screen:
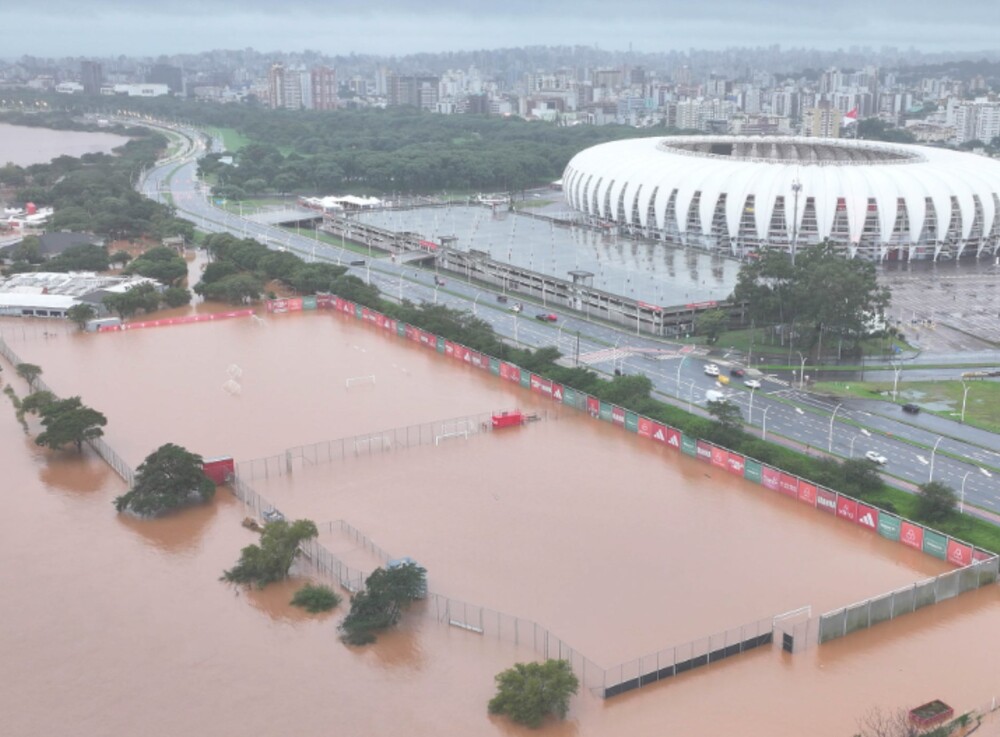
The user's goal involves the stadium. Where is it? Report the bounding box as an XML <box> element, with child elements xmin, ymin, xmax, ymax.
<box><xmin>562</xmin><ymin>136</ymin><xmax>1000</xmax><ymax>261</ymax></box>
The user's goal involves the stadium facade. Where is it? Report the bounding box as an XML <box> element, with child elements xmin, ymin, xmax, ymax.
<box><xmin>562</xmin><ymin>136</ymin><xmax>1000</xmax><ymax>261</ymax></box>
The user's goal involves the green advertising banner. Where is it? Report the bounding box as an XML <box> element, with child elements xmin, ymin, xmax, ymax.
<box><xmin>354</xmin><ymin>305</ymin><xmax>364</xmax><ymax>319</ymax></box>
<box><xmin>599</xmin><ymin>402</ymin><xmax>613</xmax><ymax>422</ymax></box>
<box><xmin>681</xmin><ymin>434</ymin><xmax>697</xmax><ymax>457</ymax></box>
<box><xmin>744</xmin><ymin>459</ymin><xmax>762</xmax><ymax>484</ymax></box>
<box><xmin>302</xmin><ymin>295</ymin><xmax>317</xmax><ymax>310</ymax></box>
<box><xmin>562</xmin><ymin>386</ymin><xmax>577</xmax><ymax>407</ymax></box>
<box><xmin>489</xmin><ymin>357</ymin><xmax>501</xmax><ymax>376</ymax></box>
<box><xmin>877</xmin><ymin>513</ymin><xmax>901</xmax><ymax>541</ymax></box>
<box><xmin>922</xmin><ymin>529</ymin><xmax>948</xmax><ymax>560</ymax></box>
<box><xmin>396</xmin><ymin>322</ymin><xmax>407</xmax><ymax>338</ymax></box>
<box><xmin>519</xmin><ymin>371</ymin><xmax>531</xmax><ymax>389</ymax></box>
<box><xmin>436</xmin><ymin>336</ymin><xmax>446</xmax><ymax>353</ymax></box>
<box><xmin>625</xmin><ymin>411</ymin><xmax>639</xmax><ymax>433</ymax></box>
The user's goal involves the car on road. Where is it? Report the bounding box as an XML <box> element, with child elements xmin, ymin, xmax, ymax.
<box><xmin>902</xmin><ymin>403</ymin><xmax>921</xmax><ymax>414</ymax></box>
<box><xmin>535</xmin><ymin>313</ymin><xmax>557</xmax><ymax>322</ymax></box>
<box><xmin>729</xmin><ymin>367</ymin><xmax>746</xmax><ymax>377</ymax></box>
<box><xmin>744</xmin><ymin>378</ymin><xmax>762</xmax><ymax>389</ymax></box>
<box><xmin>434</xmin><ymin>276</ymin><xmax>446</xmax><ymax>286</ymax></box>
<box><xmin>704</xmin><ymin>364</ymin><xmax>720</xmax><ymax>376</ymax></box>
<box><xmin>510</xmin><ymin>302</ymin><xmax>523</xmax><ymax>313</ymax></box>
<box><xmin>865</xmin><ymin>451</ymin><xmax>888</xmax><ymax>465</ymax></box>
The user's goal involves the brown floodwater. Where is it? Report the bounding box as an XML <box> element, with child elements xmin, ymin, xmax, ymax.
<box><xmin>0</xmin><ymin>123</ymin><xmax>131</xmax><ymax>167</ymax></box>
<box><xmin>2</xmin><ymin>310</ymin><xmax>998</xmax><ymax>737</ymax></box>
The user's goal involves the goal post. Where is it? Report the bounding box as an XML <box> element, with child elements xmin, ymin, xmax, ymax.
<box><xmin>345</xmin><ymin>374</ymin><xmax>376</xmax><ymax>389</ymax></box>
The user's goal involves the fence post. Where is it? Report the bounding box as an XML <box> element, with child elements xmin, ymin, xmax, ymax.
<box><xmin>285</xmin><ymin>450</ymin><xmax>292</xmax><ymax>474</ymax></box>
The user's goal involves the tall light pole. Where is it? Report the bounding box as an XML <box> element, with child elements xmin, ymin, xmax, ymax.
<box><xmin>762</xmin><ymin>404</ymin><xmax>772</xmax><ymax>441</ymax></box>
<box><xmin>791</xmin><ymin>180</ymin><xmax>802</xmax><ymax>266</ymax></box>
<box><xmin>849</xmin><ymin>428</ymin><xmax>871</xmax><ymax>458</ymax></box>
<box><xmin>748</xmin><ymin>385</ymin><xmax>756</xmax><ymax>423</ymax></box>
<box><xmin>891</xmin><ymin>360</ymin><xmax>902</xmax><ymax>402</ymax></box>
<box><xmin>797</xmin><ymin>351</ymin><xmax>807</xmax><ymax>389</ymax></box>
<box><xmin>961</xmin><ymin>380</ymin><xmax>971</xmax><ymax>423</ymax></box>
<box><xmin>676</xmin><ymin>354</ymin><xmax>689</xmax><ymax>395</ymax></box>
<box><xmin>963</xmin><ymin>467</ymin><xmax>995</xmax><ymax>513</ymax></box>
<box><xmin>929</xmin><ymin>436</ymin><xmax>943</xmax><ymax>482</ymax></box>
<box><xmin>472</xmin><ymin>292</ymin><xmax>482</xmax><ymax>316</ymax></box>
<box><xmin>828</xmin><ymin>402</ymin><xmax>843</xmax><ymax>453</ymax></box>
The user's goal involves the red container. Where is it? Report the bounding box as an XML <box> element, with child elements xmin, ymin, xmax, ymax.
<box><xmin>491</xmin><ymin>411</ymin><xmax>524</xmax><ymax>429</ymax></box>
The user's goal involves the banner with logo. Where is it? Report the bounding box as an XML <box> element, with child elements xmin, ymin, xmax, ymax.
<box><xmin>444</xmin><ymin>340</ymin><xmax>457</xmax><ymax>358</ymax></box>
<box><xmin>726</xmin><ymin>452</ymin><xmax>745</xmax><ymax>476</ymax></box>
<box><xmin>302</xmin><ymin>295</ymin><xmax>317</xmax><ymax>310</ymax></box>
<box><xmin>470</xmin><ymin>351</ymin><xmax>488</xmax><ymax>370</ymax></box>
<box><xmin>396</xmin><ymin>321</ymin><xmax>407</xmax><ymax>338</ymax></box>
<box><xmin>530</xmin><ymin>374</ymin><xmax>553</xmax><ymax>397</ymax></box>
<box><xmin>816</xmin><ymin>487</ymin><xmax>838</xmax><ymax>514</ymax></box>
<box><xmin>877</xmin><ymin>512</ymin><xmax>901</xmax><ymax>541</ymax></box>
<box><xmin>695</xmin><ymin>439</ymin><xmax>713</xmax><ymax>463</ymax></box>
<box><xmin>436</xmin><ymin>335</ymin><xmax>446</xmax><ymax>353</ymax></box>
<box><xmin>836</xmin><ymin>496</ymin><xmax>858</xmax><ymax>522</ymax></box>
<box><xmin>562</xmin><ymin>386</ymin><xmax>579</xmax><ymax>408</ymax></box>
<box><xmin>778</xmin><ymin>473</ymin><xmax>799</xmax><ymax>498</ymax></box>
<box><xmin>946</xmin><ymin>539</ymin><xmax>973</xmax><ymax>567</ymax></box>
<box><xmin>856</xmin><ymin>503</ymin><xmax>878</xmax><ymax>531</ymax></box>
<box><xmin>500</xmin><ymin>362</ymin><xmax>520</xmax><ymax>384</ymax></box>
<box><xmin>550</xmin><ymin>382</ymin><xmax>564</xmax><ymax>402</ymax></box>
<box><xmin>354</xmin><ymin>304</ymin><xmax>364</xmax><ymax>319</ymax></box>
<box><xmin>709</xmin><ymin>446</ymin><xmax>727</xmax><ymax>469</ymax></box>
<box><xmin>599</xmin><ymin>401</ymin><xmax>614</xmax><ymax>422</ymax></box>
<box><xmin>681</xmin><ymin>434</ymin><xmax>697</xmax><ymax>457</ymax></box>
<box><xmin>761</xmin><ymin>466</ymin><xmax>780</xmax><ymax>492</ymax></box>
<box><xmin>586</xmin><ymin>395</ymin><xmax>600</xmax><ymax>417</ymax></box>
<box><xmin>611</xmin><ymin>405</ymin><xmax>626</xmax><ymax>426</ymax></box>
<box><xmin>625</xmin><ymin>411</ymin><xmax>639</xmax><ymax>433</ymax></box>
<box><xmin>637</xmin><ymin>416</ymin><xmax>653</xmax><ymax>438</ymax></box>
<box><xmin>316</xmin><ymin>294</ymin><xmax>334</xmax><ymax>309</ymax></box>
<box><xmin>899</xmin><ymin>521</ymin><xmax>924</xmax><ymax>550</ymax></box>
<box><xmin>972</xmin><ymin>549</ymin><xmax>994</xmax><ymax>563</ymax></box>
<box><xmin>744</xmin><ymin>459</ymin><xmax>762</xmax><ymax>484</ymax></box>
<box><xmin>519</xmin><ymin>370</ymin><xmax>531</xmax><ymax>389</ymax></box>
<box><xmin>922</xmin><ymin>529</ymin><xmax>948</xmax><ymax>560</ymax></box>
<box><xmin>797</xmin><ymin>481</ymin><xmax>817</xmax><ymax>506</ymax></box>
<box><xmin>489</xmin><ymin>357</ymin><xmax>501</xmax><ymax>376</ymax></box>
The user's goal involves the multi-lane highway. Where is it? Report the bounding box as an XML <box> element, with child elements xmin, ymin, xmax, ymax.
<box><xmin>137</xmin><ymin>121</ymin><xmax>1000</xmax><ymax>518</ymax></box>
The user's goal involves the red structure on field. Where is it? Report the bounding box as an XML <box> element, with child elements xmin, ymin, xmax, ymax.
<box><xmin>491</xmin><ymin>410</ymin><xmax>524</xmax><ymax>429</ymax></box>
<box><xmin>908</xmin><ymin>700</ymin><xmax>953</xmax><ymax>728</ymax></box>
<box><xmin>202</xmin><ymin>456</ymin><xmax>235</xmax><ymax>484</ymax></box>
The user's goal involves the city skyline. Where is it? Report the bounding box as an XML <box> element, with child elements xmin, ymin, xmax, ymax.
<box><xmin>3</xmin><ymin>0</ymin><xmax>999</xmax><ymax>59</ymax></box>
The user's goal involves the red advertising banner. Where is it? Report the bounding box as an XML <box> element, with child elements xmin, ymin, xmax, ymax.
<box><xmin>836</xmin><ymin>496</ymin><xmax>858</xmax><ymax>522</ymax></box>
<box><xmin>695</xmin><ymin>439</ymin><xmax>713</xmax><ymax>462</ymax></box>
<box><xmin>267</xmin><ymin>298</ymin><xmax>287</xmax><ymax>313</ymax></box>
<box><xmin>900</xmin><ymin>521</ymin><xmax>924</xmax><ymax>550</ymax></box>
<box><xmin>856</xmin><ymin>503</ymin><xmax>879</xmax><ymax>531</ymax></box>
<box><xmin>113</xmin><ymin>309</ymin><xmax>255</xmax><ymax>330</ymax></box>
<box><xmin>361</xmin><ymin>307</ymin><xmax>371</xmax><ymax>321</ymax></box>
<box><xmin>816</xmin><ymin>487</ymin><xmax>838</xmax><ymax>514</ymax></box>
<box><xmin>456</xmin><ymin>345</ymin><xmax>471</xmax><ymax>362</ymax></box>
<box><xmin>316</xmin><ymin>294</ymin><xmax>334</xmax><ymax>309</ymax></box>
<box><xmin>778</xmin><ymin>473</ymin><xmax>799</xmax><ymax>498</ymax></box>
<box><xmin>550</xmin><ymin>382</ymin><xmax>564</xmax><ymax>402</ymax></box>
<box><xmin>444</xmin><ymin>341</ymin><xmax>457</xmax><ymax>358</ymax></box>
<box><xmin>726</xmin><ymin>452</ymin><xmax>745</xmax><ymax>476</ymax></box>
<box><xmin>611</xmin><ymin>406</ymin><xmax>626</xmax><ymax>425</ymax></box>
<box><xmin>405</xmin><ymin>325</ymin><xmax>419</xmax><ymax>342</ymax></box>
<box><xmin>419</xmin><ymin>330</ymin><xmax>436</xmax><ymax>348</ymax></box>
<box><xmin>710</xmin><ymin>446</ymin><xmax>728</xmax><ymax>469</ymax></box>
<box><xmin>586</xmin><ymin>396</ymin><xmax>600</xmax><ymax>418</ymax></box>
<box><xmin>530</xmin><ymin>374</ymin><xmax>553</xmax><ymax>396</ymax></box>
<box><xmin>637</xmin><ymin>417</ymin><xmax>653</xmax><ymax>437</ymax></box>
<box><xmin>470</xmin><ymin>351</ymin><xmax>488</xmax><ymax>370</ymax></box>
<box><xmin>761</xmin><ymin>466</ymin><xmax>780</xmax><ymax>491</ymax></box>
<box><xmin>798</xmin><ymin>481</ymin><xmax>817</xmax><ymax>507</ymax></box>
<box><xmin>338</xmin><ymin>299</ymin><xmax>355</xmax><ymax>315</ymax></box>
<box><xmin>947</xmin><ymin>539</ymin><xmax>973</xmax><ymax>567</ymax></box>
<box><xmin>973</xmin><ymin>549</ymin><xmax>993</xmax><ymax>563</ymax></box>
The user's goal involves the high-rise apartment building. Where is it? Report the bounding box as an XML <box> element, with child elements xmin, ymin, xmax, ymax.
<box><xmin>80</xmin><ymin>60</ymin><xmax>102</xmax><ymax>95</ymax></box>
<box><xmin>311</xmin><ymin>66</ymin><xmax>337</xmax><ymax>111</ymax></box>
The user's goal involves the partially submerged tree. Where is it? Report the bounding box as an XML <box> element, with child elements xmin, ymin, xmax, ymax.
<box><xmin>488</xmin><ymin>659</ymin><xmax>579</xmax><ymax>728</ymax></box>
<box><xmin>221</xmin><ymin>519</ymin><xmax>317</xmax><ymax>588</ymax></box>
<box><xmin>114</xmin><ymin>443</ymin><xmax>215</xmax><ymax>516</ymax></box>
<box><xmin>290</xmin><ymin>583</ymin><xmax>341</xmax><ymax>613</ymax></box>
<box><xmin>15</xmin><ymin>363</ymin><xmax>42</xmax><ymax>390</ymax></box>
<box><xmin>339</xmin><ymin>561</ymin><xmax>428</xmax><ymax>645</ymax></box>
<box><xmin>35</xmin><ymin>396</ymin><xmax>107</xmax><ymax>452</ymax></box>
<box><xmin>67</xmin><ymin>303</ymin><xmax>97</xmax><ymax>330</ymax></box>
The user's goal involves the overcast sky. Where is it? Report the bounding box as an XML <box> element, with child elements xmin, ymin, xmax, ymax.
<box><xmin>4</xmin><ymin>0</ymin><xmax>999</xmax><ymax>59</ymax></box>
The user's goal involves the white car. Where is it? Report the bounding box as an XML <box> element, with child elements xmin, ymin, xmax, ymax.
<box><xmin>744</xmin><ymin>378</ymin><xmax>762</xmax><ymax>389</ymax></box>
<box><xmin>704</xmin><ymin>364</ymin><xmax>720</xmax><ymax>376</ymax></box>
<box><xmin>865</xmin><ymin>451</ymin><xmax>888</xmax><ymax>465</ymax></box>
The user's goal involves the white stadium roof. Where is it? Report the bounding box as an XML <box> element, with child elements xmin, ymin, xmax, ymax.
<box><xmin>562</xmin><ymin>136</ymin><xmax>1000</xmax><ymax>261</ymax></box>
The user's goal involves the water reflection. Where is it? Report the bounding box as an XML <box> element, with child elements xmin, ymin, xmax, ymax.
<box><xmin>115</xmin><ymin>496</ymin><xmax>224</xmax><ymax>555</ymax></box>
<box><xmin>242</xmin><ymin>576</ymin><xmax>327</xmax><ymax>624</ymax></box>
<box><xmin>38</xmin><ymin>448</ymin><xmax>112</xmax><ymax>494</ymax></box>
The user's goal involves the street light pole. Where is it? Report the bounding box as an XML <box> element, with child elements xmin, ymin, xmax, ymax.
<box><xmin>891</xmin><ymin>361</ymin><xmax>902</xmax><ymax>402</ymax></box>
<box><xmin>762</xmin><ymin>405</ymin><xmax>772</xmax><ymax>441</ymax></box>
<box><xmin>961</xmin><ymin>381</ymin><xmax>971</xmax><ymax>423</ymax></box>
<box><xmin>960</xmin><ymin>471</ymin><xmax>972</xmax><ymax>514</ymax></box>
<box><xmin>828</xmin><ymin>402</ymin><xmax>843</xmax><ymax>453</ymax></box>
<box><xmin>797</xmin><ymin>351</ymin><xmax>807</xmax><ymax>389</ymax></box>
<box><xmin>748</xmin><ymin>385</ymin><xmax>756</xmax><ymax>423</ymax></box>
<box><xmin>791</xmin><ymin>180</ymin><xmax>802</xmax><ymax>266</ymax></box>
<box><xmin>676</xmin><ymin>354</ymin><xmax>689</xmax><ymax>395</ymax></box>
<box><xmin>929</xmin><ymin>436</ymin><xmax>943</xmax><ymax>482</ymax></box>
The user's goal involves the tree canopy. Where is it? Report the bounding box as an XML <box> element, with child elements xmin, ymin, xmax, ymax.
<box><xmin>114</xmin><ymin>443</ymin><xmax>216</xmax><ymax>516</ymax></box>
<box><xmin>731</xmin><ymin>243</ymin><xmax>891</xmax><ymax>356</ymax></box>
<box><xmin>221</xmin><ymin>518</ymin><xmax>319</xmax><ymax>587</ymax></box>
<box><xmin>339</xmin><ymin>561</ymin><xmax>428</xmax><ymax>645</ymax></box>
<box><xmin>35</xmin><ymin>396</ymin><xmax>107</xmax><ymax>452</ymax></box>
<box><xmin>488</xmin><ymin>659</ymin><xmax>579</xmax><ymax>728</ymax></box>
<box><xmin>914</xmin><ymin>481</ymin><xmax>957</xmax><ymax>523</ymax></box>
<box><xmin>124</xmin><ymin>246</ymin><xmax>188</xmax><ymax>286</ymax></box>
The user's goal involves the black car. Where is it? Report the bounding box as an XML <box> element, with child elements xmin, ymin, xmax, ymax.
<box><xmin>729</xmin><ymin>367</ymin><xmax>746</xmax><ymax>377</ymax></box>
<box><xmin>902</xmin><ymin>403</ymin><xmax>920</xmax><ymax>414</ymax></box>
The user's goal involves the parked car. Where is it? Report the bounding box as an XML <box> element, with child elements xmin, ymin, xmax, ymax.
<box><xmin>744</xmin><ymin>378</ymin><xmax>762</xmax><ymax>389</ymax></box>
<box><xmin>902</xmin><ymin>403</ymin><xmax>920</xmax><ymax>414</ymax></box>
<box><xmin>704</xmin><ymin>364</ymin><xmax>720</xmax><ymax>376</ymax></box>
<box><xmin>535</xmin><ymin>312</ymin><xmax>557</xmax><ymax>322</ymax></box>
<box><xmin>865</xmin><ymin>451</ymin><xmax>888</xmax><ymax>465</ymax></box>
<box><xmin>729</xmin><ymin>367</ymin><xmax>746</xmax><ymax>377</ymax></box>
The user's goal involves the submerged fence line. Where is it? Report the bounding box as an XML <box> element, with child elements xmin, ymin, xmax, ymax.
<box><xmin>0</xmin><ymin>336</ymin><xmax>136</xmax><ymax>486</ymax></box>
<box><xmin>818</xmin><ymin>555</ymin><xmax>1000</xmax><ymax>644</ymax></box>
<box><xmin>235</xmin><ymin>410</ymin><xmax>538</xmax><ymax>482</ymax></box>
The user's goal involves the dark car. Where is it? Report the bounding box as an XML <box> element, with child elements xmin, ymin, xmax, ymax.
<box><xmin>902</xmin><ymin>403</ymin><xmax>920</xmax><ymax>414</ymax></box>
<box><xmin>729</xmin><ymin>367</ymin><xmax>746</xmax><ymax>377</ymax></box>
<box><xmin>535</xmin><ymin>313</ymin><xmax>557</xmax><ymax>322</ymax></box>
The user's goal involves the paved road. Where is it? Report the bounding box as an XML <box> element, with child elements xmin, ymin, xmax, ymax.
<box><xmin>136</xmin><ymin>122</ymin><xmax>1000</xmax><ymax>518</ymax></box>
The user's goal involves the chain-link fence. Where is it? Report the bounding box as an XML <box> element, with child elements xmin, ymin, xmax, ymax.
<box><xmin>236</xmin><ymin>410</ymin><xmax>515</xmax><ymax>481</ymax></box>
<box><xmin>819</xmin><ymin>555</ymin><xmax>999</xmax><ymax>643</ymax></box>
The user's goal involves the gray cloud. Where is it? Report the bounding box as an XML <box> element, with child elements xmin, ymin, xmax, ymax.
<box><xmin>3</xmin><ymin>1</ymin><xmax>999</xmax><ymax>57</ymax></box>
